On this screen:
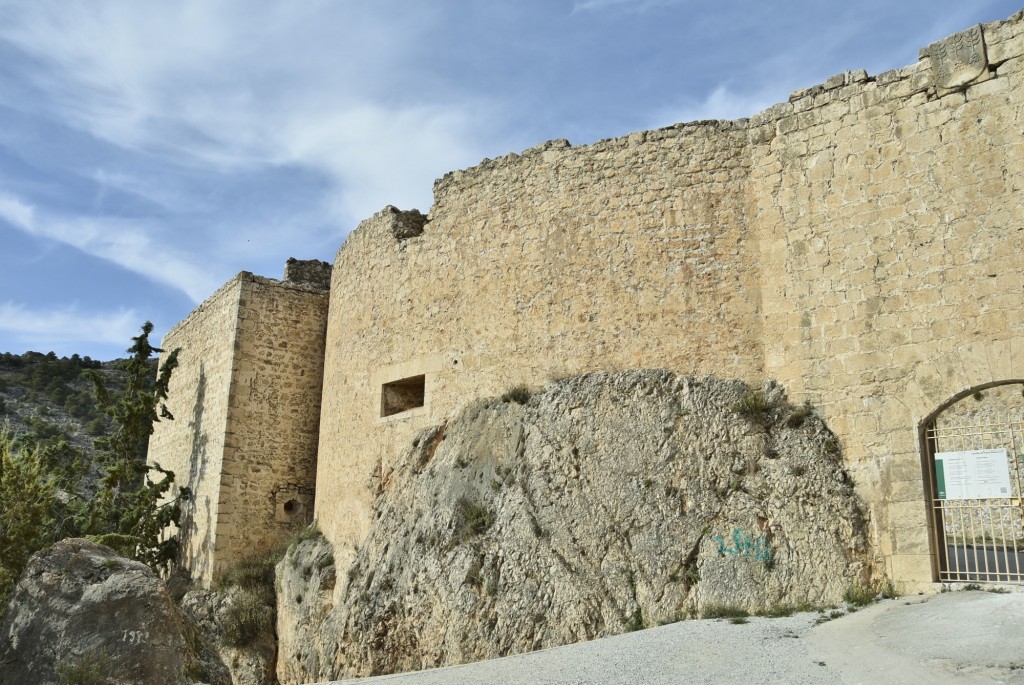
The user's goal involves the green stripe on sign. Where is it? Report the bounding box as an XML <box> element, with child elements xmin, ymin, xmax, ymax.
<box><xmin>935</xmin><ymin>458</ymin><xmax>946</xmax><ymax>500</ymax></box>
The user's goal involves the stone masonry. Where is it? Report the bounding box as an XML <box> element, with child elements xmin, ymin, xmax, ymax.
<box><xmin>151</xmin><ymin>11</ymin><xmax>1024</xmax><ymax>592</ymax></box>
<box><xmin>150</xmin><ymin>264</ymin><xmax>329</xmax><ymax>585</ymax></box>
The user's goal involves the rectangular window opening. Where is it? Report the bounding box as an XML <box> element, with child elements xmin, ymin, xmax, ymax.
<box><xmin>380</xmin><ymin>374</ymin><xmax>426</xmax><ymax>417</ymax></box>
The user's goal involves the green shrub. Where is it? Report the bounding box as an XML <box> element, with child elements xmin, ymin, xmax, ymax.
<box><xmin>221</xmin><ymin>590</ymin><xmax>274</xmax><ymax>648</ymax></box>
<box><xmin>221</xmin><ymin>556</ymin><xmax>277</xmax><ymax>605</ymax></box>
<box><xmin>455</xmin><ymin>497</ymin><xmax>495</xmax><ymax>543</ymax></box>
<box><xmin>501</xmin><ymin>385</ymin><xmax>531</xmax><ymax>405</ymax></box>
<box><xmin>785</xmin><ymin>401</ymin><xmax>814</xmax><ymax>428</ymax></box>
<box><xmin>843</xmin><ymin>584</ymin><xmax>877</xmax><ymax>607</ymax></box>
<box><xmin>0</xmin><ymin>429</ymin><xmax>57</xmax><ymax>610</ymax></box>
<box><xmin>732</xmin><ymin>390</ymin><xmax>773</xmax><ymax>426</ymax></box>
<box><xmin>701</xmin><ymin>604</ymin><xmax>750</xmax><ymax>619</ymax></box>
<box><xmin>756</xmin><ymin>604</ymin><xmax>796</xmax><ymax>618</ymax></box>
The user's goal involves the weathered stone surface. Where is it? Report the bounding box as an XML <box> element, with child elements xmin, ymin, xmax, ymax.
<box><xmin>181</xmin><ymin>589</ymin><xmax>276</xmax><ymax>685</ymax></box>
<box><xmin>275</xmin><ymin>534</ymin><xmax>336</xmax><ymax>685</ymax></box>
<box><xmin>150</xmin><ymin>7</ymin><xmax>1024</xmax><ymax>598</ymax></box>
<box><xmin>381</xmin><ymin>205</ymin><xmax>427</xmax><ymax>240</ymax></box>
<box><xmin>283</xmin><ymin>257</ymin><xmax>332</xmax><ymax>290</ymax></box>
<box><xmin>150</xmin><ymin>268</ymin><xmax>328</xmax><ymax>586</ymax></box>
<box><xmin>0</xmin><ymin>539</ymin><xmax>195</xmax><ymax>685</ymax></box>
<box><xmin>279</xmin><ymin>372</ymin><xmax>870</xmax><ymax>682</ymax></box>
<box><xmin>924</xmin><ymin>24</ymin><xmax>988</xmax><ymax>92</ymax></box>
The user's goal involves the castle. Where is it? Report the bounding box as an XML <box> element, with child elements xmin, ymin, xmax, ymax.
<box><xmin>149</xmin><ymin>12</ymin><xmax>1024</xmax><ymax>593</ymax></box>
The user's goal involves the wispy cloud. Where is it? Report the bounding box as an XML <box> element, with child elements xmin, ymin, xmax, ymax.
<box><xmin>647</xmin><ymin>85</ymin><xmax>779</xmax><ymax>128</ymax></box>
<box><xmin>571</xmin><ymin>0</ymin><xmax>679</xmax><ymax>13</ymax></box>
<box><xmin>0</xmin><ymin>302</ymin><xmax>140</xmax><ymax>348</ymax></box>
<box><xmin>88</xmin><ymin>169</ymin><xmax>213</xmax><ymax>214</ymax></box>
<box><xmin>0</xmin><ymin>192</ymin><xmax>36</xmax><ymax>231</ymax></box>
<box><xmin>0</xmin><ymin>1</ymin><xmax>488</xmax><ymax>225</ymax></box>
<box><xmin>0</xmin><ymin>190</ymin><xmax>221</xmax><ymax>302</ymax></box>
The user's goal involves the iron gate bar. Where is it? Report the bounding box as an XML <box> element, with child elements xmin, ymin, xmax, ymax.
<box><xmin>926</xmin><ymin>414</ymin><xmax>1024</xmax><ymax>584</ymax></box>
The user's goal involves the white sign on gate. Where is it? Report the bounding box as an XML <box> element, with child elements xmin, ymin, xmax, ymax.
<box><xmin>934</xmin><ymin>448</ymin><xmax>1013</xmax><ymax>500</ymax></box>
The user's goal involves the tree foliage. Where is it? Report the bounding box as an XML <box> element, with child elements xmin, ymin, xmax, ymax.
<box><xmin>0</xmin><ymin>322</ymin><xmax>190</xmax><ymax>612</ymax></box>
<box><xmin>0</xmin><ymin>428</ymin><xmax>57</xmax><ymax>606</ymax></box>
<box><xmin>82</xmin><ymin>322</ymin><xmax>190</xmax><ymax>572</ymax></box>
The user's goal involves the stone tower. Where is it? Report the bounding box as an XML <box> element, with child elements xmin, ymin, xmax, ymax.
<box><xmin>148</xmin><ymin>260</ymin><xmax>330</xmax><ymax>585</ymax></box>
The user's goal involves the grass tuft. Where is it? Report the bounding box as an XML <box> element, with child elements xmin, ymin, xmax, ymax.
<box><xmin>732</xmin><ymin>390</ymin><xmax>773</xmax><ymax>425</ymax></box>
<box><xmin>455</xmin><ymin>497</ymin><xmax>495</xmax><ymax>543</ymax></box>
<box><xmin>702</xmin><ymin>603</ymin><xmax>750</xmax><ymax>620</ymax></box>
<box><xmin>843</xmin><ymin>584</ymin><xmax>877</xmax><ymax>607</ymax></box>
<box><xmin>501</xmin><ymin>385</ymin><xmax>532</xmax><ymax>405</ymax></box>
<box><xmin>221</xmin><ymin>590</ymin><xmax>274</xmax><ymax>648</ymax></box>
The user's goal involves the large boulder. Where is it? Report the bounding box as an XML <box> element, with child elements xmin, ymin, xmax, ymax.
<box><xmin>278</xmin><ymin>371</ymin><xmax>873</xmax><ymax>682</ymax></box>
<box><xmin>0</xmin><ymin>538</ymin><xmax>196</xmax><ymax>685</ymax></box>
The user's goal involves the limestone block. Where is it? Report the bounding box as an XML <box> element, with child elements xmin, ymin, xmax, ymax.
<box><xmin>892</xmin><ymin>527</ymin><xmax>933</xmax><ymax>556</ymax></box>
<box><xmin>888</xmin><ymin>479</ymin><xmax>929</xmax><ymax>504</ymax></box>
<box><xmin>967</xmin><ymin>75</ymin><xmax>1010</xmax><ymax>99</ymax></box>
<box><xmin>987</xmin><ymin>31</ymin><xmax>1024</xmax><ymax>64</ymax></box>
<box><xmin>889</xmin><ymin>554</ymin><xmax>936</xmax><ymax>585</ymax></box>
<box><xmin>887</xmin><ymin>500</ymin><xmax>929</xmax><ymax>530</ymax></box>
<box><xmin>957</xmin><ymin>342</ymin><xmax>995</xmax><ymax>389</ymax></box>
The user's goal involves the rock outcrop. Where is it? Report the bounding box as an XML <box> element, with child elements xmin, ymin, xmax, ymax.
<box><xmin>277</xmin><ymin>371</ymin><xmax>873</xmax><ymax>682</ymax></box>
<box><xmin>0</xmin><ymin>539</ymin><xmax>209</xmax><ymax>685</ymax></box>
<box><xmin>181</xmin><ymin>588</ymin><xmax>277</xmax><ymax>685</ymax></box>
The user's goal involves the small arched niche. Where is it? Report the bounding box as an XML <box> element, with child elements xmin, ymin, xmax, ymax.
<box><xmin>920</xmin><ymin>380</ymin><xmax>1024</xmax><ymax>584</ymax></box>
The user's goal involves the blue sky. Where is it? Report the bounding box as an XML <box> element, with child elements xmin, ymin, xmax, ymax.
<box><xmin>0</xmin><ymin>0</ymin><xmax>1019</xmax><ymax>360</ymax></box>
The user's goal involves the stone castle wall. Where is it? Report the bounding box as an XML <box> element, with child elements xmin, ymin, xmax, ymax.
<box><xmin>213</xmin><ymin>275</ymin><xmax>328</xmax><ymax>575</ymax></box>
<box><xmin>153</xmin><ymin>11</ymin><xmax>1024</xmax><ymax>590</ymax></box>
<box><xmin>150</xmin><ymin>270</ymin><xmax>329</xmax><ymax>584</ymax></box>
<box><xmin>150</xmin><ymin>277</ymin><xmax>242</xmax><ymax>585</ymax></box>
<box><xmin>315</xmin><ymin>12</ymin><xmax>1024</xmax><ymax>590</ymax></box>
<box><xmin>747</xmin><ymin>16</ymin><xmax>1024</xmax><ymax>584</ymax></box>
<box><xmin>316</xmin><ymin>124</ymin><xmax>765</xmax><ymax>558</ymax></box>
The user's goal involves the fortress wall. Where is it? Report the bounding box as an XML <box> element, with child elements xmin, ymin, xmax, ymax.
<box><xmin>316</xmin><ymin>124</ymin><xmax>765</xmax><ymax>554</ymax></box>
<box><xmin>212</xmin><ymin>276</ymin><xmax>329</xmax><ymax>577</ymax></box>
<box><xmin>749</xmin><ymin>14</ymin><xmax>1024</xmax><ymax>588</ymax></box>
<box><xmin>158</xmin><ymin>9</ymin><xmax>1024</xmax><ymax>590</ymax></box>
<box><xmin>148</xmin><ymin>277</ymin><xmax>243</xmax><ymax>586</ymax></box>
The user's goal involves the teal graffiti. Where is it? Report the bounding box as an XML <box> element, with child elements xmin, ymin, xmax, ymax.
<box><xmin>712</xmin><ymin>529</ymin><xmax>772</xmax><ymax>563</ymax></box>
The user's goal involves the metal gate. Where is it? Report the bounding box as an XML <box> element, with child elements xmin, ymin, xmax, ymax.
<box><xmin>925</xmin><ymin>399</ymin><xmax>1024</xmax><ymax>584</ymax></box>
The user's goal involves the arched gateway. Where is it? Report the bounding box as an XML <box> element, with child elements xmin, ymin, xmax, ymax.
<box><xmin>921</xmin><ymin>382</ymin><xmax>1024</xmax><ymax>583</ymax></box>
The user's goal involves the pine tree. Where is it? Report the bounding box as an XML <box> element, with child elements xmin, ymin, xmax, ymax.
<box><xmin>0</xmin><ymin>428</ymin><xmax>57</xmax><ymax>607</ymax></box>
<box><xmin>84</xmin><ymin>322</ymin><xmax>191</xmax><ymax>572</ymax></box>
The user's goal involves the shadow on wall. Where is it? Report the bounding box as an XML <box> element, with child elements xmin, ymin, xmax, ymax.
<box><xmin>179</xmin><ymin>364</ymin><xmax>211</xmax><ymax>583</ymax></box>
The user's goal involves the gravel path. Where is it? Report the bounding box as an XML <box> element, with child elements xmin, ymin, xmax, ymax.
<box><xmin>317</xmin><ymin>590</ymin><xmax>1024</xmax><ymax>684</ymax></box>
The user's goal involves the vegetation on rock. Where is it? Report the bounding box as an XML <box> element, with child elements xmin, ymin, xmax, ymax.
<box><xmin>277</xmin><ymin>371</ymin><xmax>873</xmax><ymax>681</ymax></box>
<box><xmin>0</xmin><ymin>323</ymin><xmax>189</xmax><ymax>613</ymax></box>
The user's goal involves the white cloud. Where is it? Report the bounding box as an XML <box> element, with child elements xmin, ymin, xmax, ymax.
<box><xmin>0</xmin><ymin>302</ymin><xmax>140</xmax><ymax>347</ymax></box>
<box><xmin>647</xmin><ymin>85</ymin><xmax>779</xmax><ymax>129</ymax></box>
<box><xmin>0</xmin><ymin>191</ymin><xmax>221</xmax><ymax>303</ymax></box>
<box><xmin>275</xmin><ymin>102</ymin><xmax>482</xmax><ymax>221</ymax></box>
<box><xmin>571</xmin><ymin>0</ymin><xmax>679</xmax><ymax>13</ymax></box>
<box><xmin>0</xmin><ymin>192</ymin><xmax>36</xmax><ymax>231</ymax></box>
<box><xmin>0</xmin><ymin>1</ymin><xmax>488</xmax><ymax>226</ymax></box>
<box><xmin>89</xmin><ymin>169</ymin><xmax>213</xmax><ymax>214</ymax></box>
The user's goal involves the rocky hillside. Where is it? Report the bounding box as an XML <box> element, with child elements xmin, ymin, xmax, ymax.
<box><xmin>0</xmin><ymin>351</ymin><xmax>128</xmax><ymax>451</ymax></box>
<box><xmin>277</xmin><ymin>370</ymin><xmax>873</xmax><ymax>682</ymax></box>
